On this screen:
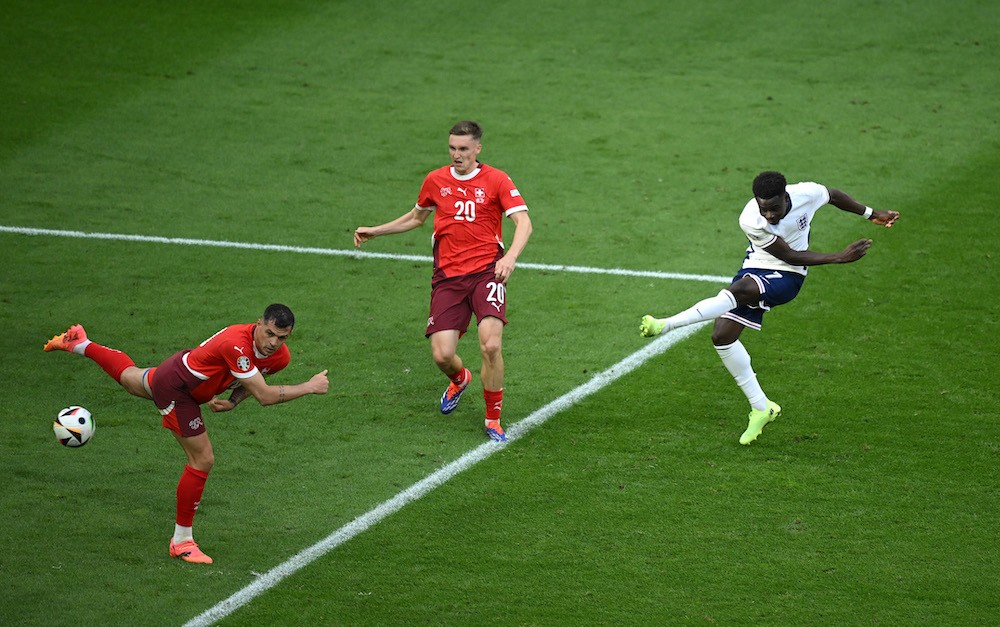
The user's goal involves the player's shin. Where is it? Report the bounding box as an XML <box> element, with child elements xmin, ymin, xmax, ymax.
<box><xmin>176</xmin><ymin>464</ymin><xmax>210</xmax><ymax>530</ymax></box>
<box><xmin>715</xmin><ymin>340</ymin><xmax>768</xmax><ymax>411</ymax></box>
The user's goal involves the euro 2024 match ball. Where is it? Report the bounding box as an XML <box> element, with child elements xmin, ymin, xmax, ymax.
<box><xmin>53</xmin><ymin>406</ymin><xmax>96</xmax><ymax>447</ymax></box>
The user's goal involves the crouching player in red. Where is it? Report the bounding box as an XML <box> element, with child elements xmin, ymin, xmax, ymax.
<box><xmin>44</xmin><ymin>303</ymin><xmax>329</xmax><ymax>564</ymax></box>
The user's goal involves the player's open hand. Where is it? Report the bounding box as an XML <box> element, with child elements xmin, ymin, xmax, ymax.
<box><xmin>310</xmin><ymin>369</ymin><xmax>330</xmax><ymax>395</ymax></box>
<box><xmin>871</xmin><ymin>210</ymin><xmax>900</xmax><ymax>228</ymax></box>
<box><xmin>841</xmin><ymin>239</ymin><xmax>873</xmax><ymax>263</ymax></box>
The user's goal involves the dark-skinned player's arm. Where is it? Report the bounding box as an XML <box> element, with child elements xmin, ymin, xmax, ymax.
<box><xmin>827</xmin><ymin>187</ymin><xmax>900</xmax><ymax>227</ymax></box>
<box><xmin>763</xmin><ymin>236</ymin><xmax>873</xmax><ymax>267</ymax></box>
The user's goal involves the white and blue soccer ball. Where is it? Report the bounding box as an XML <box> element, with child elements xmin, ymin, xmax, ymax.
<box><xmin>53</xmin><ymin>406</ymin><xmax>95</xmax><ymax>447</ymax></box>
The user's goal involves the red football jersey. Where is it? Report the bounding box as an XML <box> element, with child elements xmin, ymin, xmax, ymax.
<box><xmin>182</xmin><ymin>323</ymin><xmax>290</xmax><ymax>403</ymax></box>
<box><xmin>416</xmin><ymin>163</ymin><xmax>528</xmax><ymax>281</ymax></box>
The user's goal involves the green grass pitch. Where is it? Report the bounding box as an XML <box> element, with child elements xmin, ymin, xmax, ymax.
<box><xmin>2</xmin><ymin>1</ymin><xmax>999</xmax><ymax>624</ymax></box>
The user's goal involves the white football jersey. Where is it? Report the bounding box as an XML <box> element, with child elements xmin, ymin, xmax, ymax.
<box><xmin>739</xmin><ymin>182</ymin><xmax>830</xmax><ymax>276</ymax></box>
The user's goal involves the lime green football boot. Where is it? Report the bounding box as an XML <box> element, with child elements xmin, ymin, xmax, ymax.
<box><xmin>639</xmin><ymin>315</ymin><xmax>667</xmax><ymax>337</ymax></box>
<box><xmin>739</xmin><ymin>400</ymin><xmax>781</xmax><ymax>445</ymax></box>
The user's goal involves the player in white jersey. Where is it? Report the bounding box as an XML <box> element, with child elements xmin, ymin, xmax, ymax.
<box><xmin>639</xmin><ymin>171</ymin><xmax>899</xmax><ymax>445</ymax></box>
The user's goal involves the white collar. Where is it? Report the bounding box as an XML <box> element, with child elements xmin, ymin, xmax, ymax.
<box><xmin>450</xmin><ymin>165</ymin><xmax>481</xmax><ymax>181</ymax></box>
<box><xmin>253</xmin><ymin>342</ymin><xmax>268</xmax><ymax>359</ymax></box>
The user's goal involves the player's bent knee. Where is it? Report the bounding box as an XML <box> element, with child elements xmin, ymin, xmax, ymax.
<box><xmin>189</xmin><ymin>449</ymin><xmax>215</xmax><ymax>472</ymax></box>
<box><xmin>712</xmin><ymin>331</ymin><xmax>735</xmax><ymax>346</ymax></box>
<box><xmin>432</xmin><ymin>349</ymin><xmax>456</xmax><ymax>369</ymax></box>
<box><xmin>711</xmin><ymin>321</ymin><xmax>743</xmax><ymax>346</ymax></box>
<box><xmin>479</xmin><ymin>338</ymin><xmax>502</xmax><ymax>359</ymax></box>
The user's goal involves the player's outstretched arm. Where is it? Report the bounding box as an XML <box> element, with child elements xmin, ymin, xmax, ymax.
<box><xmin>354</xmin><ymin>208</ymin><xmax>430</xmax><ymax>247</ymax></box>
<box><xmin>828</xmin><ymin>187</ymin><xmax>899</xmax><ymax>228</ymax></box>
<box><xmin>764</xmin><ymin>236</ymin><xmax>873</xmax><ymax>267</ymax></box>
<box><xmin>239</xmin><ymin>369</ymin><xmax>329</xmax><ymax>406</ymax></box>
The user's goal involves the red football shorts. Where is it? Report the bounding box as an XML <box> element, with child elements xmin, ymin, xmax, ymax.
<box><xmin>425</xmin><ymin>269</ymin><xmax>508</xmax><ymax>337</ymax></box>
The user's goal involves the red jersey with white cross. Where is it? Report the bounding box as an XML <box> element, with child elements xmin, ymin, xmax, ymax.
<box><xmin>416</xmin><ymin>163</ymin><xmax>527</xmax><ymax>283</ymax></box>
<box><xmin>182</xmin><ymin>323</ymin><xmax>290</xmax><ymax>403</ymax></box>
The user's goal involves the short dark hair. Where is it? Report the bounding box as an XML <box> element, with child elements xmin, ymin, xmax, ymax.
<box><xmin>752</xmin><ymin>171</ymin><xmax>787</xmax><ymax>199</ymax></box>
<box><xmin>262</xmin><ymin>303</ymin><xmax>295</xmax><ymax>329</ymax></box>
<box><xmin>449</xmin><ymin>120</ymin><xmax>483</xmax><ymax>141</ymax></box>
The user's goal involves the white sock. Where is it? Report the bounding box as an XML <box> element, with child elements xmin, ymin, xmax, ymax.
<box><xmin>715</xmin><ymin>340</ymin><xmax>768</xmax><ymax>411</ymax></box>
<box><xmin>664</xmin><ymin>289</ymin><xmax>738</xmax><ymax>331</ymax></box>
<box><xmin>173</xmin><ymin>524</ymin><xmax>193</xmax><ymax>544</ymax></box>
<box><xmin>73</xmin><ymin>339</ymin><xmax>92</xmax><ymax>355</ymax></box>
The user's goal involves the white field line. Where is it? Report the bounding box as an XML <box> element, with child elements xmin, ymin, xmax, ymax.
<box><xmin>3</xmin><ymin>223</ymin><xmax>722</xmax><ymax>625</ymax></box>
<box><xmin>182</xmin><ymin>322</ymin><xmax>710</xmax><ymax>627</ymax></box>
<box><xmin>0</xmin><ymin>225</ymin><xmax>731</xmax><ymax>283</ymax></box>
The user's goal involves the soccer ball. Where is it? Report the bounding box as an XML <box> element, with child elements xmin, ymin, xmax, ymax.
<box><xmin>53</xmin><ymin>406</ymin><xmax>95</xmax><ymax>447</ymax></box>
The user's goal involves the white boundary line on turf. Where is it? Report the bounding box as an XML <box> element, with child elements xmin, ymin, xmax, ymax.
<box><xmin>182</xmin><ymin>322</ymin><xmax>710</xmax><ymax>627</ymax></box>
<box><xmin>0</xmin><ymin>225</ymin><xmax>731</xmax><ymax>283</ymax></box>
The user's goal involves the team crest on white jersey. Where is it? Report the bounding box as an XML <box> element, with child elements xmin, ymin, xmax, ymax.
<box><xmin>797</xmin><ymin>215</ymin><xmax>808</xmax><ymax>230</ymax></box>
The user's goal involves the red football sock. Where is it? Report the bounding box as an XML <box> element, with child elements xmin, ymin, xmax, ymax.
<box><xmin>83</xmin><ymin>343</ymin><xmax>135</xmax><ymax>383</ymax></box>
<box><xmin>449</xmin><ymin>367</ymin><xmax>470</xmax><ymax>386</ymax></box>
<box><xmin>484</xmin><ymin>388</ymin><xmax>504</xmax><ymax>421</ymax></box>
<box><xmin>176</xmin><ymin>465</ymin><xmax>210</xmax><ymax>527</ymax></box>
